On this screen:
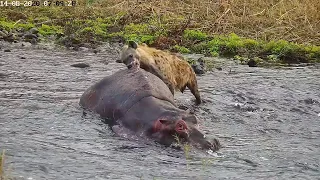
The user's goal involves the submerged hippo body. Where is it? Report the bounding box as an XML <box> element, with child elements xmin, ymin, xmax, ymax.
<box><xmin>79</xmin><ymin>66</ymin><xmax>220</xmax><ymax>151</ymax></box>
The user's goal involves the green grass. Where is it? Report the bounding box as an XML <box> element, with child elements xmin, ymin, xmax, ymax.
<box><xmin>0</xmin><ymin>150</ymin><xmax>8</xmax><ymax>180</ymax></box>
<box><xmin>179</xmin><ymin>31</ymin><xmax>320</xmax><ymax>65</ymax></box>
<box><xmin>172</xmin><ymin>45</ymin><xmax>191</xmax><ymax>54</ymax></box>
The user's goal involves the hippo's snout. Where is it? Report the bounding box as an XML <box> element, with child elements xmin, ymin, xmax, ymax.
<box><xmin>152</xmin><ymin>118</ymin><xmax>221</xmax><ymax>152</ymax></box>
<box><xmin>202</xmin><ymin>138</ymin><xmax>221</xmax><ymax>152</ymax></box>
<box><xmin>189</xmin><ymin>127</ymin><xmax>221</xmax><ymax>152</ymax></box>
<box><xmin>211</xmin><ymin>138</ymin><xmax>221</xmax><ymax>151</ymax></box>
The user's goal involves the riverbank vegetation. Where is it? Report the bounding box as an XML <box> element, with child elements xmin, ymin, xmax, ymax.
<box><xmin>0</xmin><ymin>0</ymin><xmax>319</xmax><ymax>65</ymax></box>
<box><xmin>0</xmin><ymin>150</ymin><xmax>13</xmax><ymax>180</ymax></box>
<box><xmin>0</xmin><ymin>150</ymin><xmax>8</xmax><ymax>180</ymax></box>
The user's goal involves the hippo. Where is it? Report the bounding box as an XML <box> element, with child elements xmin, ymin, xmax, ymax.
<box><xmin>79</xmin><ymin>58</ymin><xmax>220</xmax><ymax>152</ymax></box>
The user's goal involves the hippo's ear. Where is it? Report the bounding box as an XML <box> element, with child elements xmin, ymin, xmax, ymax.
<box><xmin>128</xmin><ymin>41</ymin><xmax>138</xmax><ymax>49</ymax></box>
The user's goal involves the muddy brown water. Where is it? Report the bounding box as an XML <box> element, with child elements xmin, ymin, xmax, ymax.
<box><xmin>0</xmin><ymin>42</ymin><xmax>319</xmax><ymax>180</ymax></box>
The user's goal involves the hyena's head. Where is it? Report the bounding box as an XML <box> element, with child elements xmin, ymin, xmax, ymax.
<box><xmin>117</xmin><ymin>41</ymin><xmax>141</xmax><ymax>69</ymax></box>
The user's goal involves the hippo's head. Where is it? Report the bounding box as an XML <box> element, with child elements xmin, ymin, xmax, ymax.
<box><xmin>118</xmin><ymin>41</ymin><xmax>141</xmax><ymax>69</ymax></box>
<box><xmin>150</xmin><ymin>114</ymin><xmax>221</xmax><ymax>152</ymax></box>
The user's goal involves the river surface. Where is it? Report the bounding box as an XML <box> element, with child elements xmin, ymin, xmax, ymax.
<box><xmin>0</xmin><ymin>42</ymin><xmax>319</xmax><ymax>180</ymax></box>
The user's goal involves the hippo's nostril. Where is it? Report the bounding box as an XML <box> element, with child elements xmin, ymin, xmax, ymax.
<box><xmin>212</xmin><ymin>138</ymin><xmax>221</xmax><ymax>151</ymax></box>
<box><xmin>205</xmin><ymin>138</ymin><xmax>221</xmax><ymax>151</ymax></box>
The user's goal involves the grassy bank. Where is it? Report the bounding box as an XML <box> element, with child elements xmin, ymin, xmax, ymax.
<box><xmin>0</xmin><ymin>0</ymin><xmax>319</xmax><ymax>65</ymax></box>
<box><xmin>0</xmin><ymin>150</ymin><xmax>14</xmax><ymax>180</ymax></box>
<box><xmin>0</xmin><ymin>150</ymin><xmax>7</xmax><ymax>180</ymax></box>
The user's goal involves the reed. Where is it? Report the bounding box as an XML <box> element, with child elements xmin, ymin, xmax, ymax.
<box><xmin>0</xmin><ymin>150</ymin><xmax>5</xmax><ymax>180</ymax></box>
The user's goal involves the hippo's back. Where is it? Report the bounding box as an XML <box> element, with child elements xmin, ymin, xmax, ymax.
<box><xmin>79</xmin><ymin>68</ymin><xmax>174</xmax><ymax>120</ymax></box>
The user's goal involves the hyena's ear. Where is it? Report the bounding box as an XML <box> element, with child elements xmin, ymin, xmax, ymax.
<box><xmin>128</xmin><ymin>41</ymin><xmax>138</xmax><ymax>49</ymax></box>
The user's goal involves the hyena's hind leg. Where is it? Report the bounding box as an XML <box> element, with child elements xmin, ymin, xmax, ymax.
<box><xmin>187</xmin><ymin>77</ymin><xmax>201</xmax><ymax>105</ymax></box>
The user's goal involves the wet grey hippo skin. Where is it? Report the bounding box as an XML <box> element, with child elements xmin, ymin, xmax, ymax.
<box><xmin>79</xmin><ymin>66</ymin><xmax>220</xmax><ymax>151</ymax></box>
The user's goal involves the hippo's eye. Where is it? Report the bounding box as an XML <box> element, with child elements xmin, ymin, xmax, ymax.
<box><xmin>129</xmin><ymin>54</ymin><xmax>133</xmax><ymax>58</ymax></box>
